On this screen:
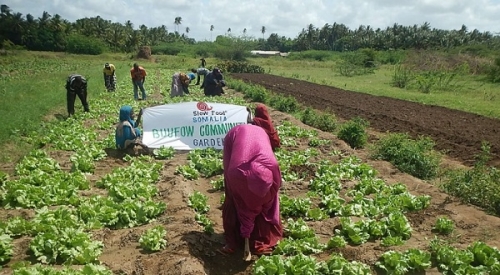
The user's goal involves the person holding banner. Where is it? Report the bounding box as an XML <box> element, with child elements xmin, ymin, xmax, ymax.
<box><xmin>115</xmin><ymin>105</ymin><xmax>146</xmax><ymax>150</ymax></box>
<box><xmin>220</xmin><ymin>124</ymin><xmax>283</xmax><ymax>260</ymax></box>
<box><xmin>170</xmin><ymin>72</ymin><xmax>196</xmax><ymax>97</ymax></box>
<box><xmin>251</xmin><ymin>103</ymin><xmax>281</xmax><ymax>151</ymax></box>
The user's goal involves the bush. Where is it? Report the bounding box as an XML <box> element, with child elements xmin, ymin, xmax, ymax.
<box><xmin>287</xmin><ymin>50</ymin><xmax>337</xmax><ymax>61</ymax></box>
<box><xmin>440</xmin><ymin>142</ymin><xmax>500</xmax><ymax>215</ymax></box>
<box><xmin>65</xmin><ymin>34</ymin><xmax>105</xmax><ymax>55</ymax></box>
<box><xmin>485</xmin><ymin>56</ymin><xmax>500</xmax><ymax>83</ymax></box>
<box><xmin>151</xmin><ymin>44</ymin><xmax>182</xmax><ymax>55</ymax></box>
<box><xmin>392</xmin><ymin>63</ymin><xmax>414</xmax><ymax>88</ymax></box>
<box><xmin>337</xmin><ymin>117</ymin><xmax>369</xmax><ymax>149</ymax></box>
<box><xmin>216</xmin><ymin>61</ymin><xmax>264</xmax><ymax>73</ymax></box>
<box><xmin>268</xmin><ymin>94</ymin><xmax>299</xmax><ymax>113</ymax></box>
<box><xmin>371</xmin><ymin>133</ymin><xmax>441</xmax><ymax>180</ymax></box>
<box><xmin>300</xmin><ymin>108</ymin><xmax>337</xmax><ymax>133</ymax></box>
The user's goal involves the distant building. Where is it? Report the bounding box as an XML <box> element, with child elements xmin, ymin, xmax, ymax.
<box><xmin>250</xmin><ymin>50</ymin><xmax>289</xmax><ymax>57</ymax></box>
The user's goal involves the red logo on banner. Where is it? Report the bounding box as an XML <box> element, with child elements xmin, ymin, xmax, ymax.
<box><xmin>197</xmin><ymin>101</ymin><xmax>213</xmax><ymax>111</ymax></box>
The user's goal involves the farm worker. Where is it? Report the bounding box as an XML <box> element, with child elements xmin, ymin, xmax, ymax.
<box><xmin>103</xmin><ymin>63</ymin><xmax>117</xmax><ymax>92</ymax></box>
<box><xmin>191</xmin><ymin>68</ymin><xmax>210</xmax><ymax>85</ymax></box>
<box><xmin>251</xmin><ymin>103</ymin><xmax>281</xmax><ymax>151</ymax></box>
<box><xmin>170</xmin><ymin>72</ymin><xmax>196</xmax><ymax>97</ymax></box>
<box><xmin>115</xmin><ymin>105</ymin><xmax>146</xmax><ymax>150</ymax></box>
<box><xmin>202</xmin><ymin>67</ymin><xmax>226</xmax><ymax>96</ymax></box>
<box><xmin>200</xmin><ymin>57</ymin><xmax>206</xmax><ymax>68</ymax></box>
<box><xmin>65</xmin><ymin>74</ymin><xmax>89</xmax><ymax>117</ymax></box>
<box><xmin>220</xmin><ymin>124</ymin><xmax>283</xmax><ymax>260</ymax></box>
<box><xmin>130</xmin><ymin>63</ymin><xmax>147</xmax><ymax>100</ymax></box>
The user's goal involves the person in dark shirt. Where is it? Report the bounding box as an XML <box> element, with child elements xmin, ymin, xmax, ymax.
<box><xmin>65</xmin><ymin>74</ymin><xmax>89</xmax><ymax>117</ymax></box>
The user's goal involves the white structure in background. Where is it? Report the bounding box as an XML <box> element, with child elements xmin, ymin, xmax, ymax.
<box><xmin>250</xmin><ymin>50</ymin><xmax>290</xmax><ymax>57</ymax></box>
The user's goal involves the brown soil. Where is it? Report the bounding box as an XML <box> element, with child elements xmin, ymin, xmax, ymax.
<box><xmin>231</xmin><ymin>73</ymin><xmax>500</xmax><ymax>167</ymax></box>
<box><xmin>2</xmin><ymin>73</ymin><xmax>500</xmax><ymax>275</ymax></box>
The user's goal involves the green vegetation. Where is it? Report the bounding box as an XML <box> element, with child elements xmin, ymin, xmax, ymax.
<box><xmin>139</xmin><ymin>226</ymin><xmax>167</xmax><ymax>252</ymax></box>
<box><xmin>370</xmin><ymin>133</ymin><xmax>441</xmax><ymax>180</ymax></box>
<box><xmin>440</xmin><ymin>143</ymin><xmax>500</xmax><ymax>214</ymax></box>
<box><xmin>1</xmin><ymin>49</ymin><xmax>500</xmax><ymax>274</ymax></box>
<box><xmin>337</xmin><ymin>117</ymin><xmax>369</xmax><ymax>149</ymax></box>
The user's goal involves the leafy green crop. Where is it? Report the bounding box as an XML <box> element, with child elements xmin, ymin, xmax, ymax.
<box><xmin>188</xmin><ymin>191</ymin><xmax>210</xmax><ymax>214</ymax></box>
<box><xmin>153</xmin><ymin>146</ymin><xmax>175</xmax><ymax>160</ymax></box>
<box><xmin>433</xmin><ymin>217</ymin><xmax>455</xmax><ymax>235</ymax></box>
<box><xmin>0</xmin><ymin>233</ymin><xmax>13</xmax><ymax>264</ymax></box>
<box><xmin>30</xmin><ymin>227</ymin><xmax>103</xmax><ymax>264</ymax></box>
<box><xmin>139</xmin><ymin>226</ymin><xmax>167</xmax><ymax>251</ymax></box>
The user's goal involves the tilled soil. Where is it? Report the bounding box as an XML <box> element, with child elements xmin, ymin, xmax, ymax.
<box><xmin>231</xmin><ymin>73</ymin><xmax>500</xmax><ymax>166</ymax></box>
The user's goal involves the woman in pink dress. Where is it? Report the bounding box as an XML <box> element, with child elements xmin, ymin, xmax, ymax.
<box><xmin>219</xmin><ymin>124</ymin><xmax>283</xmax><ymax>260</ymax></box>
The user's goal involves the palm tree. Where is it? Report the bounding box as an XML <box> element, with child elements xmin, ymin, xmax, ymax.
<box><xmin>261</xmin><ymin>26</ymin><xmax>266</xmax><ymax>39</ymax></box>
<box><xmin>185</xmin><ymin>26</ymin><xmax>190</xmax><ymax>35</ymax></box>
<box><xmin>210</xmin><ymin>24</ymin><xmax>214</xmax><ymax>41</ymax></box>
<box><xmin>227</xmin><ymin>27</ymin><xmax>231</xmax><ymax>35</ymax></box>
<box><xmin>174</xmin><ymin>16</ymin><xmax>182</xmax><ymax>32</ymax></box>
<box><xmin>243</xmin><ymin>28</ymin><xmax>247</xmax><ymax>35</ymax></box>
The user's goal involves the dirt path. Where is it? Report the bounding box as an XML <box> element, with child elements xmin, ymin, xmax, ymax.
<box><xmin>231</xmin><ymin>73</ymin><xmax>500</xmax><ymax>167</ymax></box>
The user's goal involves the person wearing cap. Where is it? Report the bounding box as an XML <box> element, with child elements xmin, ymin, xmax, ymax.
<box><xmin>65</xmin><ymin>74</ymin><xmax>89</xmax><ymax>117</ymax></box>
<box><xmin>191</xmin><ymin>68</ymin><xmax>209</xmax><ymax>86</ymax></box>
<box><xmin>202</xmin><ymin>67</ymin><xmax>226</xmax><ymax>96</ymax></box>
<box><xmin>130</xmin><ymin>63</ymin><xmax>147</xmax><ymax>100</ymax></box>
<box><xmin>170</xmin><ymin>71</ymin><xmax>196</xmax><ymax>97</ymax></box>
<box><xmin>103</xmin><ymin>63</ymin><xmax>116</xmax><ymax>92</ymax></box>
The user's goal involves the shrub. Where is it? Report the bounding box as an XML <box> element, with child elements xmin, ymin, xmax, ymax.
<box><xmin>65</xmin><ymin>34</ymin><xmax>105</xmax><ymax>55</ymax></box>
<box><xmin>268</xmin><ymin>94</ymin><xmax>300</xmax><ymax>113</ymax></box>
<box><xmin>371</xmin><ymin>133</ymin><xmax>441</xmax><ymax>180</ymax></box>
<box><xmin>485</xmin><ymin>56</ymin><xmax>500</xmax><ymax>83</ymax></box>
<box><xmin>392</xmin><ymin>63</ymin><xmax>414</xmax><ymax>88</ymax></box>
<box><xmin>300</xmin><ymin>108</ymin><xmax>337</xmax><ymax>133</ymax></box>
<box><xmin>440</xmin><ymin>142</ymin><xmax>500</xmax><ymax>214</ymax></box>
<box><xmin>216</xmin><ymin>61</ymin><xmax>264</xmax><ymax>73</ymax></box>
<box><xmin>337</xmin><ymin>117</ymin><xmax>369</xmax><ymax>149</ymax></box>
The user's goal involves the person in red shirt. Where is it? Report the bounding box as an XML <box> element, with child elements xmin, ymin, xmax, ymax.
<box><xmin>130</xmin><ymin>63</ymin><xmax>147</xmax><ymax>100</ymax></box>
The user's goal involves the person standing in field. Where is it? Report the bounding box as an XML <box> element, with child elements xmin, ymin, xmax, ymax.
<box><xmin>202</xmin><ymin>67</ymin><xmax>226</xmax><ymax>96</ymax></box>
<box><xmin>220</xmin><ymin>124</ymin><xmax>283</xmax><ymax>260</ymax></box>
<box><xmin>200</xmin><ymin>57</ymin><xmax>207</xmax><ymax>68</ymax></box>
<box><xmin>103</xmin><ymin>63</ymin><xmax>117</xmax><ymax>92</ymax></box>
<box><xmin>130</xmin><ymin>63</ymin><xmax>147</xmax><ymax>100</ymax></box>
<box><xmin>191</xmin><ymin>68</ymin><xmax>209</xmax><ymax>86</ymax></box>
<box><xmin>65</xmin><ymin>74</ymin><xmax>89</xmax><ymax>117</ymax></box>
<box><xmin>170</xmin><ymin>71</ymin><xmax>196</xmax><ymax>97</ymax></box>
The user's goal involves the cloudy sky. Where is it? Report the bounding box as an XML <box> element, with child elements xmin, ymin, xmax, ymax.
<box><xmin>3</xmin><ymin>0</ymin><xmax>500</xmax><ymax>41</ymax></box>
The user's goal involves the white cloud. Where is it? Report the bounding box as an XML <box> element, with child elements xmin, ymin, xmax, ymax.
<box><xmin>3</xmin><ymin>0</ymin><xmax>500</xmax><ymax>42</ymax></box>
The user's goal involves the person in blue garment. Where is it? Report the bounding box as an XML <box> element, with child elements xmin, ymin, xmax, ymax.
<box><xmin>115</xmin><ymin>105</ymin><xmax>146</xmax><ymax>150</ymax></box>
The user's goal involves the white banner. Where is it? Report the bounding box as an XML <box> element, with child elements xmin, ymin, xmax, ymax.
<box><xmin>142</xmin><ymin>101</ymin><xmax>249</xmax><ymax>150</ymax></box>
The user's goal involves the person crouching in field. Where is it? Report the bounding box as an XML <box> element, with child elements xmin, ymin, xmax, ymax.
<box><xmin>65</xmin><ymin>74</ymin><xmax>89</xmax><ymax>117</ymax></box>
<box><xmin>191</xmin><ymin>67</ymin><xmax>209</xmax><ymax>85</ymax></box>
<box><xmin>103</xmin><ymin>63</ymin><xmax>117</xmax><ymax>92</ymax></box>
<box><xmin>220</xmin><ymin>124</ymin><xmax>283</xmax><ymax>260</ymax></box>
<box><xmin>202</xmin><ymin>68</ymin><xmax>226</xmax><ymax>96</ymax></box>
<box><xmin>115</xmin><ymin>105</ymin><xmax>146</xmax><ymax>150</ymax></box>
<box><xmin>170</xmin><ymin>72</ymin><xmax>196</xmax><ymax>97</ymax></box>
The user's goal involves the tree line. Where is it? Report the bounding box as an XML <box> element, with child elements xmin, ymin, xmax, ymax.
<box><xmin>1</xmin><ymin>4</ymin><xmax>499</xmax><ymax>55</ymax></box>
